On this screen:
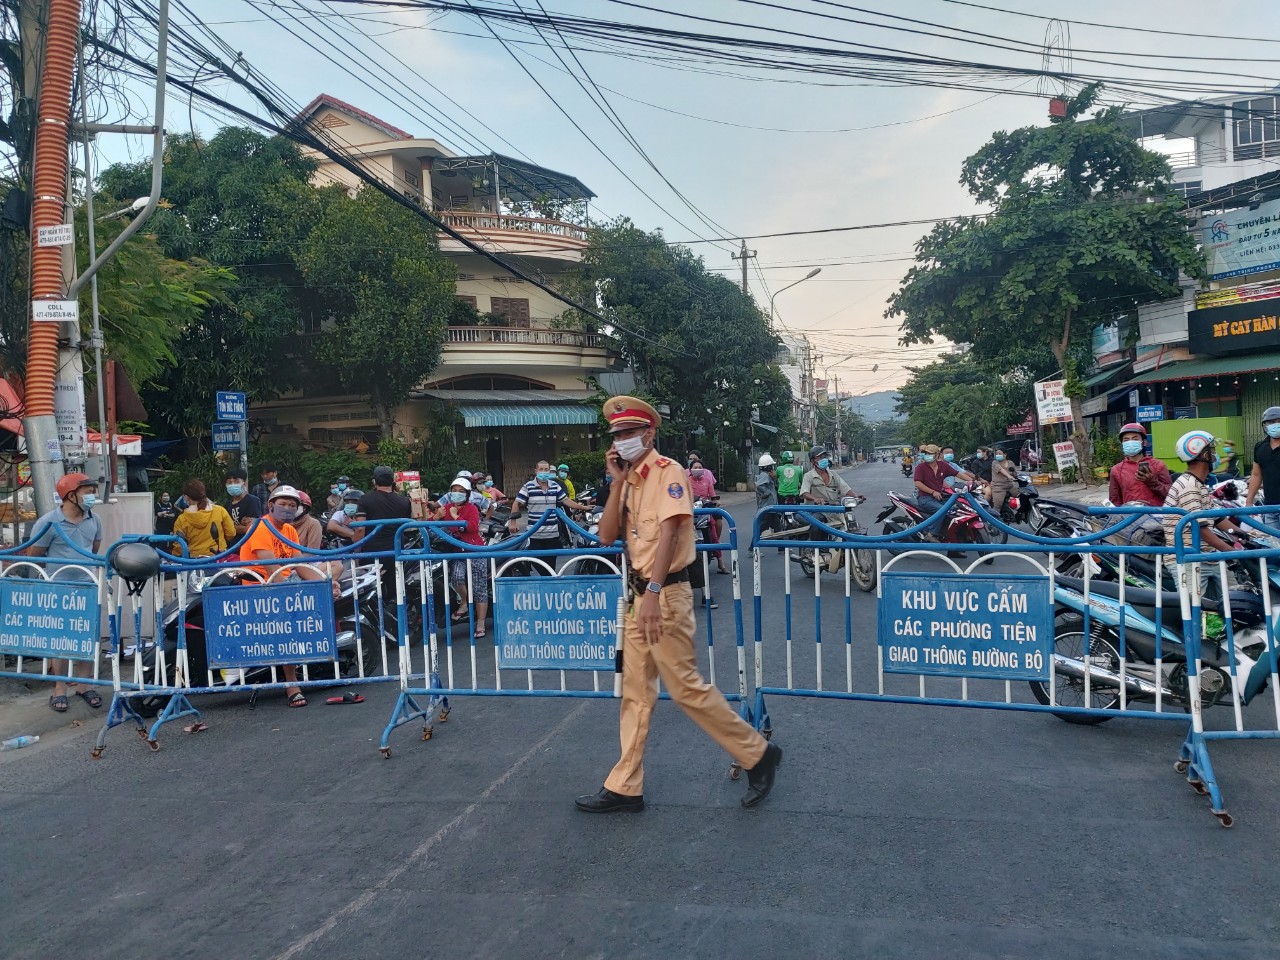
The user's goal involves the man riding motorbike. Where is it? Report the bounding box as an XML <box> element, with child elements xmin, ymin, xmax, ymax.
<box><xmin>801</xmin><ymin>445</ymin><xmax>857</xmax><ymax>542</ymax></box>
<box><xmin>913</xmin><ymin>443</ymin><xmax>977</xmax><ymax>533</ymax></box>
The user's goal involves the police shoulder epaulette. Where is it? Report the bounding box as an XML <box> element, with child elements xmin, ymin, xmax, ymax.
<box><xmin>653</xmin><ymin>456</ymin><xmax>672</xmax><ymax>468</ymax></box>
<box><xmin>640</xmin><ymin>464</ymin><xmax>652</xmax><ymax>479</ymax></box>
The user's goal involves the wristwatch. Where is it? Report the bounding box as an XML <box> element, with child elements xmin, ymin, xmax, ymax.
<box><xmin>645</xmin><ymin>581</ymin><xmax>662</xmax><ymax>595</ymax></box>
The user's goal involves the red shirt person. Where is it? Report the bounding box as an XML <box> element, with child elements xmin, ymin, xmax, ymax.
<box><xmin>1108</xmin><ymin>422</ymin><xmax>1171</xmax><ymax>507</ymax></box>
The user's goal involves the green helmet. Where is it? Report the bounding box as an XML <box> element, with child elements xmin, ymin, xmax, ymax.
<box><xmin>781</xmin><ymin>450</ymin><xmax>794</xmax><ymax>463</ymax></box>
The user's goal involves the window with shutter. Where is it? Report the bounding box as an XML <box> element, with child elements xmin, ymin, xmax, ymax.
<box><xmin>490</xmin><ymin>297</ymin><xmax>531</xmax><ymax>327</ymax></box>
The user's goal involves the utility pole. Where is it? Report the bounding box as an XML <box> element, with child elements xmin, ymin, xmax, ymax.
<box><xmin>731</xmin><ymin>240</ymin><xmax>756</xmax><ymax>295</ymax></box>
<box><xmin>833</xmin><ymin>374</ymin><xmax>842</xmax><ymax>464</ymax></box>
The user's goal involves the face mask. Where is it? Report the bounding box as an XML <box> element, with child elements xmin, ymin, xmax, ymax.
<box><xmin>976</xmin><ymin>452</ymin><xmax>986</xmax><ymax>459</ymax></box>
<box><xmin>920</xmin><ymin>454</ymin><xmax>935</xmax><ymax>464</ymax></box>
<box><xmin>558</xmin><ymin>470</ymin><xmax>568</xmax><ymax>478</ymax></box>
<box><xmin>1212</xmin><ymin>455</ymin><xmax>1222</xmax><ymax>470</ymax></box>
<box><xmin>293</xmin><ymin>506</ymin><xmax>306</xmax><ymax>521</ymax></box>
<box><xmin>226</xmin><ymin>484</ymin><xmax>243</xmax><ymax>497</ymax></box>
<box><xmin>615</xmin><ymin>435</ymin><xmax>647</xmax><ymax>463</ymax></box>
<box><xmin>485</xmin><ymin>481</ymin><xmax>493</xmax><ymax>488</ymax></box>
<box><xmin>1268</xmin><ymin>423</ymin><xmax>1280</xmax><ymax>439</ymax></box>
<box><xmin>270</xmin><ymin>504</ymin><xmax>294</xmax><ymax>524</ymax></box>
<box><xmin>691</xmin><ymin>467</ymin><xmax>705</xmax><ymax>477</ymax></box>
<box><xmin>343</xmin><ymin>503</ymin><xmax>358</xmax><ymax>517</ymax></box>
<box><xmin>942</xmin><ymin>453</ymin><xmax>955</xmax><ymax>462</ymax></box>
<box><xmin>1223</xmin><ymin>447</ymin><xmax>1234</xmax><ymax>456</ymax></box>
<box><xmin>265</xmin><ymin>477</ymin><xmax>278</xmax><ymax>487</ymax></box>
<box><xmin>1121</xmin><ymin>440</ymin><xmax>1144</xmax><ymax>457</ymax></box>
<box><xmin>449</xmin><ymin>491</ymin><xmax>467</xmax><ymax>504</ymax></box>
<box><xmin>817</xmin><ymin>458</ymin><xmax>831</xmax><ymax>470</ymax></box>
<box><xmin>536</xmin><ymin>471</ymin><xmax>555</xmax><ymax>482</ymax></box>
<box><xmin>79</xmin><ymin>493</ymin><xmax>99</xmax><ymax>510</ymax></box>
<box><xmin>160</xmin><ymin>496</ymin><xmax>171</xmax><ymax>504</ymax></box>
<box><xmin>994</xmin><ymin>454</ymin><xmax>1005</xmax><ymax>462</ymax></box>
<box><xmin>337</xmin><ymin>483</ymin><xmax>347</xmax><ymax>492</ymax></box>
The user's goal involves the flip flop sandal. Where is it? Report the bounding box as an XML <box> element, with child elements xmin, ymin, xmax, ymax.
<box><xmin>49</xmin><ymin>694</ymin><xmax>69</xmax><ymax>713</ymax></box>
<box><xmin>325</xmin><ymin>692</ymin><xmax>365</xmax><ymax>705</ymax></box>
<box><xmin>287</xmin><ymin>692</ymin><xmax>308</xmax><ymax>708</ymax></box>
<box><xmin>183</xmin><ymin>721</ymin><xmax>209</xmax><ymax>733</ymax></box>
<box><xmin>474</xmin><ymin>627</ymin><xmax>486</xmax><ymax>639</ymax></box>
<box><xmin>75</xmin><ymin>689</ymin><xmax>103</xmax><ymax>709</ymax></box>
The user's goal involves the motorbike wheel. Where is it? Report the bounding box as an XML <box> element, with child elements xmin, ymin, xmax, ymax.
<box><xmin>851</xmin><ymin>548</ymin><xmax>876</xmax><ymax>592</ymax></box>
<box><xmin>881</xmin><ymin>521</ymin><xmax>913</xmax><ymax>555</ymax></box>
<box><xmin>799</xmin><ymin>552</ymin><xmax>816</xmax><ymax>578</ymax></box>
<box><xmin>1029</xmin><ymin>621</ymin><xmax>1122</xmax><ymax>724</ymax></box>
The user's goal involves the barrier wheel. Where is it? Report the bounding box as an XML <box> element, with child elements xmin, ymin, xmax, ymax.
<box><xmin>422</xmin><ymin>726</ymin><xmax>433</xmax><ymax>741</ymax></box>
<box><xmin>136</xmin><ymin>727</ymin><xmax>149</xmax><ymax>740</ymax></box>
<box><xmin>729</xmin><ymin>762</ymin><xmax>742</xmax><ymax>781</ymax></box>
<box><xmin>90</xmin><ymin>747</ymin><xmax>103</xmax><ymax>760</ymax></box>
<box><xmin>147</xmin><ymin>739</ymin><xmax>160</xmax><ymax>753</ymax></box>
<box><xmin>439</xmin><ymin>707</ymin><xmax>450</xmax><ymax>723</ymax></box>
<box><xmin>379</xmin><ymin>746</ymin><xmax>392</xmax><ymax>759</ymax></box>
<box><xmin>1215</xmin><ymin>812</ymin><xmax>1234</xmax><ymax>828</ymax></box>
<box><xmin>1189</xmin><ymin>779</ymin><xmax>1209</xmax><ymax>796</ymax></box>
<box><xmin>762</xmin><ymin>727</ymin><xmax>773</xmax><ymax>741</ymax></box>
<box><xmin>1174</xmin><ymin>759</ymin><xmax>1190</xmax><ymax>774</ymax></box>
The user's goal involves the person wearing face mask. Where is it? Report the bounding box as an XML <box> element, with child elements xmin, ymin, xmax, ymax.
<box><xmin>326</xmin><ymin>475</ymin><xmax>350</xmax><ymax>514</ymax></box>
<box><xmin>1108</xmin><ymin>423</ymin><xmax>1171</xmax><ymax>509</ymax></box>
<box><xmin>686</xmin><ymin>459</ymin><xmax>729</xmax><ymax>574</ymax></box>
<box><xmin>1247</xmin><ymin>407</ymin><xmax>1280</xmax><ymax>508</ymax></box>
<box><xmin>575</xmin><ymin>396</ymin><xmax>781</xmax><ymax>814</ymax></box>
<box><xmin>251</xmin><ymin>461</ymin><xmax>282</xmax><ymax>505</ymax></box>
<box><xmin>434</xmin><ymin>477</ymin><xmax>490</xmax><ymax>635</ymax></box>
<box><xmin>556</xmin><ymin>463</ymin><xmax>577</xmax><ymax>500</ymax></box>
<box><xmin>325</xmin><ymin>488</ymin><xmax>364</xmax><ymax>549</ymax></box>
<box><xmin>1217</xmin><ymin>441</ymin><xmax>1240</xmax><ymax>479</ymax></box>
<box><xmin>800</xmin><ymin>445</ymin><xmax>857</xmax><ymax>549</ymax></box>
<box><xmin>989</xmin><ymin>447</ymin><xmax>1018</xmax><ymax>516</ymax></box>
<box><xmin>223</xmin><ymin>467</ymin><xmax>263</xmax><ymax>546</ymax></box>
<box><xmin>508</xmin><ymin>459</ymin><xmax>586</xmax><ymax>555</ymax></box>
<box><xmin>155</xmin><ymin>492</ymin><xmax>177</xmax><ymax>535</ymax></box>
<box><xmin>1164</xmin><ymin>432</ymin><xmax>1246</xmax><ymax>598</ymax></box>
<box><xmin>969</xmin><ymin>447</ymin><xmax>993</xmax><ymax>484</ymax></box>
<box><xmin>171</xmin><ymin>479</ymin><xmax>235</xmax><ymax>558</ymax></box>
<box><xmin>912</xmin><ymin>443</ymin><xmax>977</xmax><ymax>530</ymax></box>
<box><xmin>239</xmin><ymin>486</ymin><xmax>340</xmax><ymax>707</ymax></box>
<box><xmin>28</xmin><ymin>473</ymin><xmax>104</xmax><ymax>713</ymax></box>
<box><xmin>290</xmin><ymin>490</ymin><xmax>324</xmax><ymax>551</ymax></box>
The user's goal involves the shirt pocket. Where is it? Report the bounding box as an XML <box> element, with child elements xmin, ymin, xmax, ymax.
<box><xmin>636</xmin><ymin>515</ymin><xmax>660</xmax><ymax>543</ymax></box>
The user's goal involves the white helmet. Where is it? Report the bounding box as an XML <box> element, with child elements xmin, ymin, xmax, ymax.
<box><xmin>758</xmin><ymin>453</ymin><xmax>776</xmax><ymax>467</ymax></box>
<box><xmin>1175</xmin><ymin>430</ymin><xmax>1216</xmax><ymax>463</ymax></box>
<box><xmin>451</xmin><ymin>476</ymin><xmax>472</xmax><ymax>492</ymax></box>
<box><xmin>267</xmin><ymin>484</ymin><xmax>303</xmax><ymax>505</ymax></box>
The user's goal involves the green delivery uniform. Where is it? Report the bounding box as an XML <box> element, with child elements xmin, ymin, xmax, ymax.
<box><xmin>776</xmin><ymin>463</ymin><xmax>803</xmax><ymax>503</ymax></box>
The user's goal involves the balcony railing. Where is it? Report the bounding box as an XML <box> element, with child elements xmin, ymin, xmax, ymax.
<box><xmin>444</xmin><ymin>325</ymin><xmax>609</xmax><ymax>349</ymax></box>
<box><xmin>439</xmin><ymin>209</ymin><xmax>589</xmax><ymax>244</ymax></box>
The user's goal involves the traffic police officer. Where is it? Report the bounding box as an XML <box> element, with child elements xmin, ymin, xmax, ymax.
<box><xmin>575</xmin><ymin>396</ymin><xmax>782</xmax><ymax>813</ymax></box>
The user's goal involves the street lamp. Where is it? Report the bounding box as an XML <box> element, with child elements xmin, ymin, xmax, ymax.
<box><xmin>768</xmin><ymin>267</ymin><xmax>821</xmax><ymax>327</ymax></box>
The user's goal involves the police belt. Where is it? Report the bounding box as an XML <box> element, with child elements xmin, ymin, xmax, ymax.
<box><xmin>628</xmin><ymin>566</ymin><xmax>691</xmax><ymax>593</ymax></box>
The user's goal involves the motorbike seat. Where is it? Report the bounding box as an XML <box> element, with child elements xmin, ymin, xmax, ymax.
<box><xmin>1056</xmin><ymin>575</ymin><xmax>1226</xmax><ymax>613</ymax></box>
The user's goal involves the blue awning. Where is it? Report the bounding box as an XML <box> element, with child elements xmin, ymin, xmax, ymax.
<box><xmin>457</xmin><ymin>403</ymin><xmax>598</xmax><ymax>428</ymax></box>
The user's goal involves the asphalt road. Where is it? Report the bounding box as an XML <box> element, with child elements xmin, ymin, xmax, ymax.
<box><xmin>5</xmin><ymin>458</ymin><xmax>1280</xmax><ymax>959</ymax></box>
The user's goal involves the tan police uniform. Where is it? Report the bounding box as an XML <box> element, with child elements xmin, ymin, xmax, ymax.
<box><xmin>602</xmin><ymin>397</ymin><xmax>767</xmax><ymax>797</ymax></box>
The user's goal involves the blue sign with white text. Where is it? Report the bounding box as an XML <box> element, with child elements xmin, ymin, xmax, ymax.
<box><xmin>211</xmin><ymin>421</ymin><xmax>241</xmax><ymax>451</ymax></box>
<box><xmin>1136</xmin><ymin>405</ymin><xmax>1165</xmax><ymax>423</ymax></box>
<box><xmin>878</xmin><ymin>573</ymin><xmax>1052</xmax><ymax>681</ymax></box>
<box><xmin>0</xmin><ymin>579</ymin><xmax>101</xmax><ymax>661</ymax></box>
<box><xmin>202</xmin><ymin>580</ymin><xmax>336</xmax><ymax>668</ymax></box>
<box><xmin>215</xmin><ymin>391</ymin><xmax>247</xmax><ymax>422</ymax></box>
<box><xmin>494</xmin><ymin>575</ymin><xmax>622</xmax><ymax>671</ymax></box>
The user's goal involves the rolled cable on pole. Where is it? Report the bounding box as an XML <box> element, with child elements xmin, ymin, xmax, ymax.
<box><xmin>25</xmin><ymin>0</ymin><xmax>83</xmax><ymax>515</ymax></box>
<box><xmin>77</xmin><ymin>41</ymin><xmax>109</xmax><ymax>492</ymax></box>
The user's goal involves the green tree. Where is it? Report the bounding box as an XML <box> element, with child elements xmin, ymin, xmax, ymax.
<box><xmin>887</xmin><ymin>85</ymin><xmax>1206</xmax><ymax>475</ymax></box>
<box><xmin>297</xmin><ymin>187</ymin><xmax>455</xmax><ymax>437</ymax></box>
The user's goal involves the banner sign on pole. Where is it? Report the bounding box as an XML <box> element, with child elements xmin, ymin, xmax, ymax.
<box><xmin>877</xmin><ymin>573</ymin><xmax>1052</xmax><ymax>681</ymax></box>
<box><xmin>1202</xmin><ymin>197</ymin><xmax>1280</xmax><ymax>280</ymax></box>
<box><xmin>1052</xmin><ymin>441</ymin><xmax>1079</xmax><ymax>471</ymax></box>
<box><xmin>215</xmin><ymin>391</ymin><xmax>247</xmax><ymax>422</ymax></box>
<box><xmin>36</xmin><ymin>224</ymin><xmax>74</xmax><ymax>247</ymax></box>
<box><xmin>211</xmin><ymin>422</ymin><xmax>242</xmax><ymax>451</ymax></box>
<box><xmin>1006</xmin><ymin>412</ymin><xmax>1034</xmax><ymax>436</ymax></box>
<box><xmin>202</xmin><ymin>581</ymin><xmax>337</xmax><ymax>668</ymax></box>
<box><xmin>0</xmin><ymin>579</ymin><xmax>101</xmax><ymax>661</ymax></box>
<box><xmin>31</xmin><ymin>300</ymin><xmax>78</xmax><ymax>323</ymax></box>
<box><xmin>54</xmin><ymin>372</ymin><xmax>87</xmax><ymax>460</ymax></box>
<box><xmin>494</xmin><ymin>575</ymin><xmax>623</xmax><ymax>671</ymax></box>
<box><xmin>1034</xmin><ymin>379</ymin><xmax>1073</xmax><ymax>426</ymax></box>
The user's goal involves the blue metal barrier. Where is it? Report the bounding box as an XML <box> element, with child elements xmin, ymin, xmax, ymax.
<box><xmin>744</xmin><ymin>493</ymin><xmax>1280</xmax><ymax>825</ymax></box>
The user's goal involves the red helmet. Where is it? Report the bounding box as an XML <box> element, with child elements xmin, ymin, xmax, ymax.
<box><xmin>1119</xmin><ymin>422</ymin><xmax>1147</xmax><ymax>438</ymax></box>
<box><xmin>296</xmin><ymin>491</ymin><xmax>312</xmax><ymax>509</ymax></box>
<box><xmin>55</xmin><ymin>472</ymin><xmax>94</xmax><ymax>499</ymax></box>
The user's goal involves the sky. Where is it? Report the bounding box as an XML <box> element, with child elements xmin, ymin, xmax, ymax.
<box><xmin>102</xmin><ymin>0</ymin><xmax>1280</xmax><ymax>397</ymax></box>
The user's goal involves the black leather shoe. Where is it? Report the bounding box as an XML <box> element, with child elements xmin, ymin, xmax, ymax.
<box><xmin>742</xmin><ymin>742</ymin><xmax>782</xmax><ymax>808</ymax></box>
<box><xmin>575</xmin><ymin>787</ymin><xmax>645</xmax><ymax>813</ymax></box>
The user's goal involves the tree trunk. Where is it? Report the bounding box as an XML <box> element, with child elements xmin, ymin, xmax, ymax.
<box><xmin>374</xmin><ymin>395</ymin><xmax>394</xmax><ymax>440</ymax></box>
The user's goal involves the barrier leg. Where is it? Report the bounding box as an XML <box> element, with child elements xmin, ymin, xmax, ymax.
<box><xmin>146</xmin><ymin>691</ymin><xmax>204</xmax><ymax>748</ymax></box>
<box><xmin>91</xmin><ymin>692</ymin><xmax>147</xmax><ymax>758</ymax></box>
<box><xmin>379</xmin><ymin>690</ymin><xmax>438</xmax><ymax>758</ymax></box>
<box><xmin>1179</xmin><ymin>728</ymin><xmax>1232</xmax><ymax>827</ymax></box>
<box><xmin>752</xmin><ymin>688</ymin><xmax>773</xmax><ymax>739</ymax></box>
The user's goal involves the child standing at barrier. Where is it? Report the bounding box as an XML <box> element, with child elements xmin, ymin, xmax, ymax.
<box><xmin>575</xmin><ymin>396</ymin><xmax>782</xmax><ymax>814</ymax></box>
<box><xmin>239</xmin><ymin>486</ymin><xmax>340</xmax><ymax>708</ymax></box>
<box><xmin>27</xmin><ymin>473</ymin><xmax>103</xmax><ymax>713</ymax></box>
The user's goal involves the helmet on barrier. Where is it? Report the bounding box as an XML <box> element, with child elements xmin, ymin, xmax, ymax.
<box><xmin>267</xmin><ymin>484</ymin><xmax>302</xmax><ymax>505</ymax></box>
<box><xmin>56</xmin><ymin>472</ymin><xmax>94</xmax><ymax>500</ymax></box>
<box><xmin>1264</xmin><ymin>406</ymin><xmax>1280</xmax><ymax>424</ymax></box>
<box><xmin>1119</xmin><ymin>422</ymin><xmax>1147</xmax><ymax>439</ymax></box>
<box><xmin>758</xmin><ymin>453</ymin><xmax>776</xmax><ymax>468</ymax></box>
<box><xmin>1175</xmin><ymin>430</ymin><xmax>1216</xmax><ymax>463</ymax></box>
<box><xmin>109</xmin><ymin>542</ymin><xmax>161</xmax><ymax>597</ymax></box>
<box><xmin>781</xmin><ymin>451</ymin><xmax>794</xmax><ymax>463</ymax></box>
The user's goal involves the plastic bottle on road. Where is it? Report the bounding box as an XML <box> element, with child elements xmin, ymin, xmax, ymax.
<box><xmin>2</xmin><ymin>735</ymin><xmax>39</xmax><ymax>750</ymax></box>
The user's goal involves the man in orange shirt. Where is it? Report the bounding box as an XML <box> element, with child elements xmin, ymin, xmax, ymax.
<box><xmin>238</xmin><ymin>485</ymin><xmax>339</xmax><ymax>707</ymax></box>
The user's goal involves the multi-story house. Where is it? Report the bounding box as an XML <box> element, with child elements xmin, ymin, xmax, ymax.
<box><xmin>1076</xmin><ymin>90</ymin><xmax>1280</xmax><ymax>457</ymax></box>
<box><xmin>253</xmin><ymin>94</ymin><xmax>622</xmax><ymax>488</ymax></box>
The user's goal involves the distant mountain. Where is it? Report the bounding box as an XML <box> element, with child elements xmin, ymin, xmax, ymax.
<box><xmin>841</xmin><ymin>390</ymin><xmax>902</xmax><ymax>422</ymax></box>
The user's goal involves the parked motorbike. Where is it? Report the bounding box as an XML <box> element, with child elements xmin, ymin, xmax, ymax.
<box><xmin>792</xmin><ymin>495</ymin><xmax>876</xmax><ymax>591</ymax></box>
<box><xmin>1031</xmin><ymin>574</ymin><xmax>1272</xmax><ymax>725</ymax></box>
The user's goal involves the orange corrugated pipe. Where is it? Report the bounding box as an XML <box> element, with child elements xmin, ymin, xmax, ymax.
<box><xmin>26</xmin><ymin>0</ymin><xmax>82</xmax><ymax>418</ymax></box>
